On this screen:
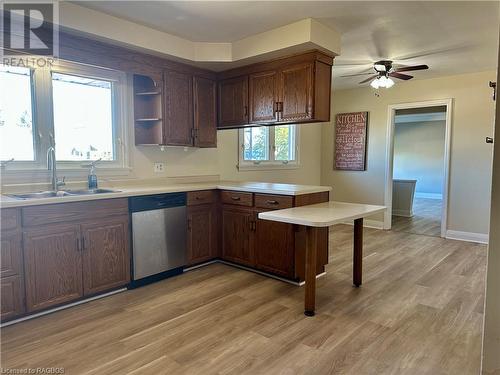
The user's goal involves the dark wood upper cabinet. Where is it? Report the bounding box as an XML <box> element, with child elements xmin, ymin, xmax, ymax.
<box><xmin>193</xmin><ymin>77</ymin><xmax>217</xmax><ymax>148</ymax></box>
<box><xmin>221</xmin><ymin>206</ymin><xmax>254</xmax><ymax>267</ymax></box>
<box><xmin>23</xmin><ymin>224</ymin><xmax>83</xmax><ymax>312</ymax></box>
<box><xmin>217</xmin><ymin>51</ymin><xmax>333</xmax><ymax>128</ymax></box>
<box><xmin>279</xmin><ymin>62</ymin><xmax>314</xmax><ymax>123</ymax></box>
<box><xmin>218</xmin><ymin>76</ymin><xmax>248</xmax><ymax>128</ymax></box>
<box><xmin>249</xmin><ymin>70</ymin><xmax>278</xmax><ymax>124</ymax></box>
<box><xmin>81</xmin><ymin>216</ymin><xmax>130</xmax><ymax>296</ymax></box>
<box><xmin>164</xmin><ymin>70</ymin><xmax>194</xmax><ymax>146</ymax></box>
<box><xmin>187</xmin><ymin>204</ymin><xmax>218</xmax><ymax>265</ymax></box>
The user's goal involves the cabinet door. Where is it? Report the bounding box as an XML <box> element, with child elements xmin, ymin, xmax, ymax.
<box><xmin>218</xmin><ymin>76</ymin><xmax>248</xmax><ymax>128</ymax></box>
<box><xmin>187</xmin><ymin>204</ymin><xmax>217</xmax><ymax>265</ymax></box>
<box><xmin>81</xmin><ymin>216</ymin><xmax>130</xmax><ymax>296</ymax></box>
<box><xmin>164</xmin><ymin>70</ymin><xmax>193</xmax><ymax>146</ymax></box>
<box><xmin>1</xmin><ymin>275</ymin><xmax>24</xmax><ymax>320</ymax></box>
<box><xmin>24</xmin><ymin>224</ymin><xmax>83</xmax><ymax>312</ymax></box>
<box><xmin>1</xmin><ymin>231</ymin><xmax>23</xmax><ymax>278</ymax></box>
<box><xmin>193</xmin><ymin>76</ymin><xmax>217</xmax><ymax>148</ymax></box>
<box><xmin>221</xmin><ymin>206</ymin><xmax>254</xmax><ymax>266</ymax></box>
<box><xmin>279</xmin><ymin>62</ymin><xmax>314</xmax><ymax>122</ymax></box>
<box><xmin>249</xmin><ymin>70</ymin><xmax>278</xmax><ymax>124</ymax></box>
<box><xmin>254</xmin><ymin>210</ymin><xmax>295</xmax><ymax>278</ymax></box>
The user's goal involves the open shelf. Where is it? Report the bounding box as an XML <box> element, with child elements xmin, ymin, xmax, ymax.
<box><xmin>133</xmin><ymin>74</ymin><xmax>164</xmax><ymax>145</ymax></box>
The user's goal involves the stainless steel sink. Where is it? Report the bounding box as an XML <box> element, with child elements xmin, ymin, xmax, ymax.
<box><xmin>6</xmin><ymin>188</ymin><xmax>120</xmax><ymax>200</ymax></box>
<box><xmin>65</xmin><ymin>188</ymin><xmax>119</xmax><ymax>195</ymax></box>
<box><xmin>6</xmin><ymin>191</ymin><xmax>73</xmax><ymax>199</ymax></box>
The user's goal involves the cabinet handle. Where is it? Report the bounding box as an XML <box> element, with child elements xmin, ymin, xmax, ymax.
<box><xmin>266</xmin><ymin>200</ymin><xmax>279</xmax><ymax>205</ymax></box>
<box><xmin>76</xmin><ymin>237</ymin><xmax>81</xmax><ymax>252</ymax></box>
<box><xmin>249</xmin><ymin>220</ymin><xmax>256</xmax><ymax>231</ymax></box>
<box><xmin>231</xmin><ymin>196</ymin><xmax>241</xmax><ymax>201</ymax></box>
<box><xmin>187</xmin><ymin>218</ymin><xmax>192</xmax><ymax>231</ymax></box>
<box><xmin>244</xmin><ymin>106</ymin><xmax>248</xmax><ymax>117</ymax></box>
<box><xmin>81</xmin><ymin>237</ymin><xmax>85</xmax><ymax>251</ymax></box>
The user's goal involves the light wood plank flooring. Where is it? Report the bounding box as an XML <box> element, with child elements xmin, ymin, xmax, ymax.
<box><xmin>1</xmin><ymin>225</ymin><xmax>486</xmax><ymax>374</ymax></box>
<box><xmin>392</xmin><ymin>197</ymin><xmax>443</xmax><ymax>237</ymax></box>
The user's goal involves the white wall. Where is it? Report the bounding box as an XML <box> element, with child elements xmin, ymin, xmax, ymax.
<box><xmin>129</xmin><ymin>124</ymin><xmax>322</xmax><ymax>185</ymax></box>
<box><xmin>321</xmin><ymin>71</ymin><xmax>497</xmax><ymax>235</ymax></box>
<box><xmin>393</xmin><ymin>120</ymin><xmax>446</xmax><ymax>195</ymax></box>
<box><xmin>482</xmin><ymin>29</ymin><xmax>500</xmax><ymax>374</ymax></box>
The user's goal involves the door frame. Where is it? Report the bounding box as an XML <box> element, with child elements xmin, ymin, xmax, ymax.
<box><xmin>384</xmin><ymin>98</ymin><xmax>453</xmax><ymax>237</ymax></box>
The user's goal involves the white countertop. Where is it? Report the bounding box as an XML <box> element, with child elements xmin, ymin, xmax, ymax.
<box><xmin>0</xmin><ymin>181</ymin><xmax>332</xmax><ymax>208</ymax></box>
<box><xmin>258</xmin><ymin>201</ymin><xmax>386</xmax><ymax>227</ymax></box>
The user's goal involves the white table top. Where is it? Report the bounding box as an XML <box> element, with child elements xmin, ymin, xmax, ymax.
<box><xmin>258</xmin><ymin>201</ymin><xmax>386</xmax><ymax>227</ymax></box>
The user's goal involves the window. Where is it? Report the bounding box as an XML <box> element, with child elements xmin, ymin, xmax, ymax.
<box><xmin>52</xmin><ymin>73</ymin><xmax>115</xmax><ymax>161</ymax></box>
<box><xmin>0</xmin><ymin>60</ymin><xmax>127</xmax><ymax>171</ymax></box>
<box><xmin>239</xmin><ymin>124</ymin><xmax>299</xmax><ymax>170</ymax></box>
<box><xmin>0</xmin><ymin>66</ymin><xmax>35</xmax><ymax>161</ymax></box>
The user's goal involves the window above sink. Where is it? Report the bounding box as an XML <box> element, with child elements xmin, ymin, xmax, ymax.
<box><xmin>0</xmin><ymin>60</ymin><xmax>130</xmax><ymax>176</ymax></box>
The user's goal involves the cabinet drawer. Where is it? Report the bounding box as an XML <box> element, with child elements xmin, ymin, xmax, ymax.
<box><xmin>22</xmin><ymin>198</ymin><xmax>128</xmax><ymax>227</ymax></box>
<box><xmin>255</xmin><ymin>194</ymin><xmax>293</xmax><ymax>210</ymax></box>
<box><xmin>187</xmin><ymin>190</ymin><xmax>216</xmax><ymax>206</ymax></box>
<box><xmin>1</xmin><ymin>208</ymin><xmax>20</xmax><ymax>232</ymax></box>
<box><xmin>220</xmin><ymin>191</ymin><xmax>253</xmax><ymax>207</ymax></box>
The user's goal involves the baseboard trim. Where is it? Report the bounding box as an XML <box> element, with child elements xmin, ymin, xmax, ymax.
<box><xmin>445</xmin><ymin>230</ymin><xmax>489</xmax><ymax>244</ymax></box>
<box><xmin>0</xmin><ymin>288</ymin><xmax>127</xmax><ymax>327</ymax></box>
<box><xmin>415</xmin><ymin>192</ymin><xmax>443</xmax><ymax>200</ymax></box>
<box><xmin>392</xmin><ymin>209</ymin><xmax>413</xmax><ymax>217</ymax></box>
<box><xmin>339</xmin><ymin>219</ymin><xmax>385</xmax><ymax>230</ymax></box>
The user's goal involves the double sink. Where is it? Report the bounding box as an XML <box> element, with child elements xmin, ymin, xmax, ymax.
<box><xmin>7</xmin><ymin>188</ymin><xmax>120</xmax><ymax>200</ymax></box>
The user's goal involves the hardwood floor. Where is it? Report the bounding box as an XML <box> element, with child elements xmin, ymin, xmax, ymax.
<box><xmin>392</xmin><ymin>197</ymin><xmax>443</xmax><ymax>237</ymax></box>
<box><xmin>0</xmin><ymin>225</ymin><xmax>486</xmax><ymax>374</ymax></box>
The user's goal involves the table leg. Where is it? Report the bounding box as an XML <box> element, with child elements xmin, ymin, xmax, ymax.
<box><xmin>304</xmin><ymin>226</ymin><xmax>318</xmax><ymax>316</ymax></box>
<box><xmin>353</xmin><ymin>218</ymin><xmax>363</xmax><ymax>287</ymax></box>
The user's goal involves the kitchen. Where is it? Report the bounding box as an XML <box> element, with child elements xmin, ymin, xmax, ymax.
<box><xmin>1</xmin><ymin>2</ymin><xmax>500</xmax><ymax>374</ymax></box>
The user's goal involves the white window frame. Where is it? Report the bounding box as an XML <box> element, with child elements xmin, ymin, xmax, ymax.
<box><xmin>1</xmin><ymin>59</ymin><xmax>130</xmax><ymax>177</ymax></box>
<box><xmin>238</xmin><ymin>125</ymin><xmax>300</xmax><ymax>171</ymax></box>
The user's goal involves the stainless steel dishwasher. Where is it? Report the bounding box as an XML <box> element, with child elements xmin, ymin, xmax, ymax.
<box><xmin>129</xmin><ymin>193</ymin><xmax>187</xmax><ymax>287</ymax></box>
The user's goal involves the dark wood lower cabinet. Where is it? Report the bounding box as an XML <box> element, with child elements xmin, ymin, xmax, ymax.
<box><xmin>82</xmin><ymin>216</ymin><xmax>130</xmax><ymax>295</ymax></box>
<box><xmin>221</xmin><ymin>206</ymin><xmax>254</xmax><ymax>267</ymax></box>
<box><xmin>187</xmin><ymin>204</ymin><xmax>218</xmax><ymax>265</ymax></box>
<box><xmin>254</xmin><ymin>210</ymin><xmax>295</xmax><ymax>278</ymax></box>
<box><xmin>1</xmin><ymin>275</ymin><xmax>24</xmax><ymax>320</ymax></box>
<box><xmin>23</xmin><ymin>224</ymin><xmax>83</xmax><ymax>312</ymax></box>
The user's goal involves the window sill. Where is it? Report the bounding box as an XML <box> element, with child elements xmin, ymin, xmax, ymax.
<box><xmin>237</xmin><ymin>163</ymin><xmax>300</xmax><ymax>172</ymax></box>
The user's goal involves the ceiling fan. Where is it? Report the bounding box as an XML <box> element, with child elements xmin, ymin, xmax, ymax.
<box><xmin>342</xmin><ymin>60</ymin><xmax>429</xmax><ymax>89</ymax></box>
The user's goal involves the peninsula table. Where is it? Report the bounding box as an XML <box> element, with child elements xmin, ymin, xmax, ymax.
<box><xmin>259</xmin><ymin>201</ymin><xmax>386</xmax><ymax>316</ymax></box>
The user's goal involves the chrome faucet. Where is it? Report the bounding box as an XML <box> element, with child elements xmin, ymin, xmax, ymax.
<box><xmin>47</xmin><ymin>146</ymin><xmax>65</xmax><ymax>191</ymax></box>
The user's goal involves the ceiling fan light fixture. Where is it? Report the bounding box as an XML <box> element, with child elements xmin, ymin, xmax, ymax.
<box><xmin>370</xmin><ymin>75</ymin><xmax>395</xmax><ymax>89</ymax></box>
<box><xmin>374</xmin><ymin>63</ymin><xmax>386</xmax><ymax>72</ymax></box>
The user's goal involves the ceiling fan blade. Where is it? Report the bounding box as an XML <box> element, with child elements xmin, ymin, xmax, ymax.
<box><xmin>394</xmin><ymin>65</ymin><xmax>429</xmax><ymax>73</ymax></box>
<box><xmin>359</xmin><ymin>75</ymin><xmax>378</xmax><ymax>84</ymax></box>
<box><xmin>389</xmin><ymin>72</ymin><xmax>413</xmax><ymax>80</ymax></box>
<box><xmin>392</xmin><ymin>44</ymin><xmax>470</xmax><ymax>61</ymax></box>
<box><xmin>341</xmin><ymin>72</ymin><xmax>376</xmax><ymax>78</ymax></box>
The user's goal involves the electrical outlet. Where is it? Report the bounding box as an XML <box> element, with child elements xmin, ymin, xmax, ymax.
<box><xmin>153</xmin><ymin>162</ymin><xmax>165</xmax><ymax>173</ymax></box>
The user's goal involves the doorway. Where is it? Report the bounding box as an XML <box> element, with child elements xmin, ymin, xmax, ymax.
<box><xmin>384</xmin><ymin>99</ymin><xmax>452</xmax><ymax>237</ymax></box>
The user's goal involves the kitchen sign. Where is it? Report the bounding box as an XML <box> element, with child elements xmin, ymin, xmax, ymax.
<box><xmin>334</xmin><ymin>112</ymin><xmax>368</xmax><ymax>171</ymax></box>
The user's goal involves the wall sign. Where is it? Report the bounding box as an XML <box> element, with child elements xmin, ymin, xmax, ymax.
<box><xmin>334</xmin><ymin>111</ymin><xmax>368</xmax><ymax>171</ymax></box>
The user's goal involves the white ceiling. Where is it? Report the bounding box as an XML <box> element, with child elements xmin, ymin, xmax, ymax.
<box><xmin>75</xmin><ymin>1</ymin><xmax>499</xmax><ymax>89</ymax></box>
